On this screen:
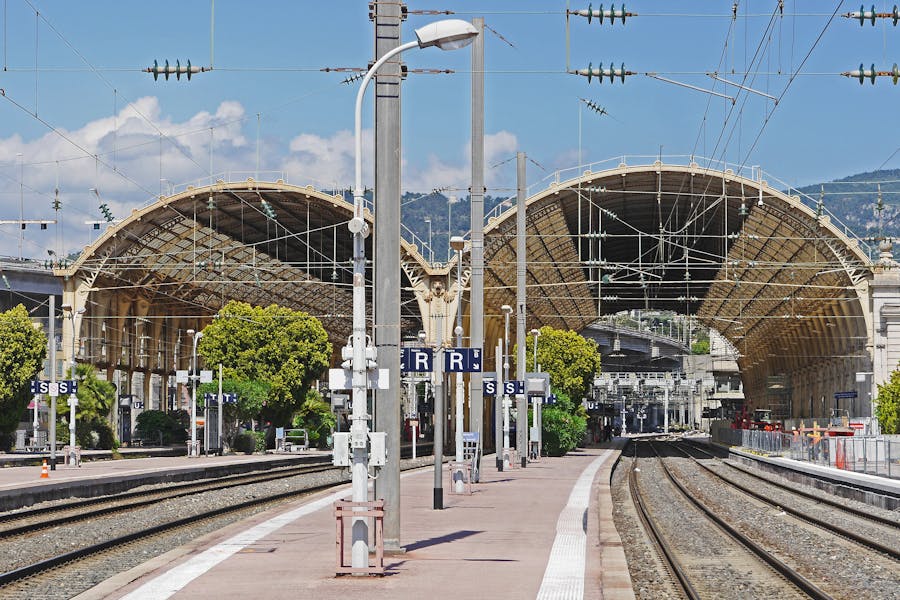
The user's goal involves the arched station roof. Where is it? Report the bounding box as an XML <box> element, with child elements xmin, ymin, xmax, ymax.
<box><xmin>60</xmin><ymin>180</ymin><xmax>430</xmax><ymax>349</ymax></box>
<box><xmin>479</xmin><ymin>161</ymin><xmax>873</xmax><ymax>391</ymax></box>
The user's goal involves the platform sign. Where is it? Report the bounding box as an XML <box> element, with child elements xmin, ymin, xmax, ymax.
<box><xmin>503</xmin><ymin>380</ymin><xmax>524</xmax><ymax>395</ymax></box>
<box><xmin>328</xmin><ymin>368</ymin><xmax>391</xmax><ymax>390</ymax></box>
<box><xmin>444</xmin><ymin>348</ymin><xmax>482</xmax><ymax>373</ymax></box>
<box><xmin>401</xmin><ymin>347</ymin><xmax>433</xmax><ymax>373</ymax></box>
<box><xmin>483</xmin><ymin>379</ymin><xmax>497</xmax><ymax>396</ymax></box>
<box><xmin>834</xmin><ymin>391</ymin><xmax>858</xmax><ymax>399</ymax></box>
<box><xmin>175</xmin><ymin>370</ymin><xmax>189</xmax><ymax>384</ymax></box>
<box><xmin>204</xmin><ymin>392</ymin><xmax>238</xmax><ymax>405</ymax></box>
<box><xmin>30</xmin><ymin>379</ymin><xmax>77</xmax><ymax>395</ymax></box>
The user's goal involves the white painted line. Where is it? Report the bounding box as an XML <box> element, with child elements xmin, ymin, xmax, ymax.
<box><xmin>536</xmin><ymin>450</ymin><xmax>612</xmax><ymax>600</ymax></box>
<box><xmin>120</xmin><ymin>489</ymin><xmax>343</xmax><ymax>600</ymax></box>
<box><xmin>120</xmin><ymin>467</ymin><xmax>429</xmax><ymax>600</ymax></box>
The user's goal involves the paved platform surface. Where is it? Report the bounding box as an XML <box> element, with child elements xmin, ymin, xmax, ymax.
<box><xmin>78</xmin><ymin>441</ymin><xmax>634</xmax><ymax>600</ymax></box>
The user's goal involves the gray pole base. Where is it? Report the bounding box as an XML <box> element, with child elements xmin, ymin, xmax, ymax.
<box><xmin>496</xmin><ymin>457</ymin><xmax>503</xmax><ymax>471</ymax></box>
<box><xmin>521</xmin><ymin>456</ymin><xmax>527</xmax><ymax>468</ymax></box>
<box><xmin>433</xmin><ymin>487</ymin><xmax>443</xmax><ymax>510</ymax></box>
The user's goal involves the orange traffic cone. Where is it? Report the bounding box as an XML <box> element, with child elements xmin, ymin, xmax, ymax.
<box><xmin>40</xmin><ymin>459</ymin><xmax>49</xmax><ymax>479</ymax></box>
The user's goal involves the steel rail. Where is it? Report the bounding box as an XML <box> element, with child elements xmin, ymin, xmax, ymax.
<box><xmin>684</xmin><ymin>440</ymin><xmax>899</xmax><ymax>529</ymax></box>
<box><xmin>627</xmin><ymin>441</ymin><xmax>700</xmax><ymax>600</ymax></box>
<box><xmin>647</xmin><ymin>441</ymin><xmax>834</xmax><ymax>600</ymax></box>
<box><xmin>674</xmin><ymin>442</ymin><xmax>900</xmax><ymax>559</ymax></box>
<box><xmin>0</xmin><ymin>463</ymin><xmax>335</xmax><ymax>540</ymax></box>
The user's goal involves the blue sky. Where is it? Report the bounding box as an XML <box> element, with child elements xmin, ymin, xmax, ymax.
<box><xmin>0</xmin><ymin>1</ymin><xmax>898</xmax><ymax>259</ymax></box>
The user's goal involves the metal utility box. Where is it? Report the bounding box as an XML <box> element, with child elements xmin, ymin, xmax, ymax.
<box><xmin>332</xmin><ymin>432</ymin><xmax>350</xmax><ymax>466</ymax></box>
<box><xmin>368</xmin><ymin>432</ymin><xmax>387</xmax><ymax>467</ymax></box>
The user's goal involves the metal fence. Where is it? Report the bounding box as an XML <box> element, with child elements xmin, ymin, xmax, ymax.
<box><xmin>711</xmin><ymin>427</ymin><xmax>900</xmax><ymax>480</ymax></box>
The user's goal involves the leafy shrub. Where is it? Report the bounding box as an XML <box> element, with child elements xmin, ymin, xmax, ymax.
<box><xmin>253</xmin><ymin>430</ymin><xmax>266</xmax><ymax>453</ymax></box>
<box><xmin>541</xmin><ymin>406</ymin><xmax>587</xmax><ymax>457</ymax></box>
<box><xmin>232</xmin><ymin>432</ymin><xmax>256</xmax><ymax>453</ymax></box>
<box><xmin>135</xmin><ymin>410</ymin><xmax>187</xmax><ymax>445</ymax></box>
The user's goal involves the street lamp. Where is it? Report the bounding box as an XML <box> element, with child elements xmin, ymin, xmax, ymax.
<box><xmin>348</xmin><ymin>18</ymin><xmax>477</xmax><ymax>569</ymax></box>
<box><xmin>501</xmin><ymin>304</ymin><xmax>512</xmax><ymax>463</ymax></box>
<box><xmin>61</xmin><ymin>303</ymin><xmax>85</xmax><ymax>464</ymax></box>
<box><xmin>450</xmin><ymin>235</ymin><xmax>467</xmax><ymax>491</ymax></box>
<box><xmin>187</xmin><ymin>328</ymin><xmax>203</xmax><ymax>457</ymax></box>
<box><xmin>424</xmin><ymin>217</ymin><xmax>433</xmax><ymax>263</ymax></box>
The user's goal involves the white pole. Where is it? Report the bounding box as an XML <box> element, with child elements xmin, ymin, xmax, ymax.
<box><xmin>68</xmin><ymin>311</ymin><xmax>77</xmax><ymax>462</ymax></box>
<box><xmin>351</xmin><ymin>38</ymin><xmax>420</xmax><ymax>567</ymax></box>
<box><xmin>412</xmin><ymin>421</ymin><xmax>417</xmax><ymax>459</ymax></box>
<box><xmin>218</xmin><ymin>364</ymin><xmax>223</xmax><ymax>454</ymax></box>
<box><xmin>49</xmin><ymin>294</ymin><xmax>57</xmax><ymax>471</ymax></box>
<box><xmin>664</xmin><ymin>385</ymin><xmax>669</xmax><ymax>434</ymax></box>
<box><xmin>453</xmin><ymin>242</ymin><xmax>465</xmax><ymax>492</ymax></box>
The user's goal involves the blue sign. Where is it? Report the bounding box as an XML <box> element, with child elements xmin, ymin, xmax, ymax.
<box><xmin>834</xmin><ymin>391</ymin><xmax>858</xmax><ymax>399</ymax></box>
<box><xmin>483</xmin><ymin>379</ymin><xmax>497</xmax><ymax>396</ymax></box>
<box><xmin>444</xmin><ymin>348</ymin><xmax>482</xmax><ymax>373</ymax></box>
<box><xmin>204</xmin><ymin>392</ymin><xmax>238</xmax><ymax>404</ymax></box>
<box><xmin>30</xmin><ymin>379</ymin><xmax>78</xmax><ymax>395</ymax></box>
<box><xmin>503</xmin><ymin>380</ymin><xmax>525</xmax><ymax>395</ymax></box>
<box><xmin>543</xmin><ymin>393</ymin><xmax>558</xmax><ymax>405</ymax></box>
<box><xmin>462</xmin><ymin>431</ymin><xmax>480</xmax><ymax>442</ymax></box>
<box><xmin>401</xmin><ymin>347</ymin><xmax>433</xmax><ymax>373</ymax></box>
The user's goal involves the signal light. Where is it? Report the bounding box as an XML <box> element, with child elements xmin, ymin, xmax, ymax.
<box><xmin>144</xmin><ymin>59</ymin><xmax>210</xmax><ymax>81</ymax></box>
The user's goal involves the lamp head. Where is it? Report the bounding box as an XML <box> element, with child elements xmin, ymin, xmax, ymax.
<box><xmin>418</xmin><ymin>330</ymin><xmax>427</xmax><ymax>343</ymax></box>
<box><xmin>61</xmin><ymin>303</ymin><xmax>73</xmax><ymax>313</ymax></box>
<box><xmin>186</xmin><ymin>328</ymin><xmax>195</xmax><ymax>336</ymax></box>
<box><xmin>530</xmin><ymin>328</ymin><xmax>540</xmax><ymax>336</ymax></box>
<box><xmin>449</xmin><ymin>235</ymin><xmax>466</xmax><ymax>252</ymax></box>
<box><xmin>414</xmin><ymin>19</ymin><xmax>478</xmax><ymax>51</ymax></box>
<box><xmin>501</xmin><ymin>304</ymin><xmax>512</xmax><ymax>314</ymax></box>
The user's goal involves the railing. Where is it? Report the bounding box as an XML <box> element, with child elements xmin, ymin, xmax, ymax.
<box><xmin>715</xmin><ymin>428</ymin><xmax>900</xmax><ymax>480</ymax></box>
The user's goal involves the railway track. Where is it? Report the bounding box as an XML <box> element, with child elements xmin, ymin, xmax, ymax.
<box><xmin>0</xmin><ymin>457</ymin><xmax>431</xmax><ymax>598</ymax></box>
<box><xmin>626</xmin><ymin>438</ymin><xmax>900</xmax><ymax>599</ymax></box>
<box><xmin>0</xmin><ymin>460</ymin><xmax>334</xmax><ymax>539</ymax></box>
<box><xmin>675</xmin><ymin>441</ymin><xmax>900</xmax><ymax>559</ymax></box>
<box><xmin>628</xmin><ymin>439</ymin><xmax>829</xmax><ymax>599</ymax></box>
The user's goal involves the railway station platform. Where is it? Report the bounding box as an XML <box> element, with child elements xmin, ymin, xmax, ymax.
<box><xmin>0</xmin><ymin>450</ymin><xmax>331</xmax><ymax>511</ymax></box>
<box><xmin>726</xmin><ymin>445</ymin><xmax>900</xmax><ymax>510</ymax></box>
<box><xmin>80</xmin><ymin>440</ymin><xmax>634</xmax><ymax>600</ymax></box>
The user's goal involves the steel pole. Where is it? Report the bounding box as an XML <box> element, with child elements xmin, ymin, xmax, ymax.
<box><xmin>495</xmin><ymin>340</ymin><xmax>504</xmax><ymax>471</ymax></box>
<box><xmin>454</xmin><ymin>247</ymin><xmax>465</xmax><ymax>492</ymax></box>
<box><xmin>68</xmin><ymin>313</ymin><xmax>76</xmax><ymax>461</ymax></box>
<box><xmin>468</xmin><ymin>18</ymin><xmax>485</xmax><ymax>480</ymax></box>
<box><xmin>49</xmin><ymin>294</ymin><xmax>57</xmax><ymax>470</ymax></box>
<box><xmin>373</xmin><ymin>0</ymin><xmax>404</xmax><ymax>552</ymax></box>
<box><xmin>502</xmin><ymin>307</ymin><xmax>511</xmax><ymax>460</ymax></box>
<box><xmin>433</xmin><ymin>313</ymin><xmax>444</xmax><ymax>509</ymax></box>
<box><xmin>515</xmin><ymin>152</ymin><xmax>527</xmax><ymax>468</ymax></box>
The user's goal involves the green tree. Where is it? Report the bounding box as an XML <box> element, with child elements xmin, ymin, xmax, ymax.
<box><xmin>197</xmin><ymin>301</ymin><xmax>331</xmax><ymax>427</ymax></box>
<box><xmin>875</xmin><ymin>368</ymin><xmax>900</xmax><ymax>434</ymax></box>
<box><xmin>65</xmin><ymin>363</ymin><xmax>116</xmax><ymax>422</ymax></box>
<box><xmin>292</xmin><ymin>389</ymin><xmax>336</xmax><ymax>449</ymax></box>
<box><xmin>0</xmin><ymin>305</ymin><xmax>47</xmax><ymax>450</ymax></box>
<box><xmin>523</xmin><ymin>326</ymin><xmax>601</xmax><ymax>402</ymax></box>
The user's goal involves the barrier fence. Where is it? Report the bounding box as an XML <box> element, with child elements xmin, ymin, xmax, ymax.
<box><xmin>712</xmin><ymin>427</ymin><xmax>900</xmax><ymax>480</ymax></box>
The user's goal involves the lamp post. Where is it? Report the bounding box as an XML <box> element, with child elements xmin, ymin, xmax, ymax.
<box><xmin>424</xmin><ymin>217</ymin><xmax>433</xmax><ymax>263</ymax></box>
<box><xmin>187</xmin><ymin>329</ymin><xmax>202</xmax><ymax>457</ymax></box>
<box><xmin>61</xmin><ymin>303</ymin><xmax>85</xmax><ymax>464</ymax></box>
<box><xmin>349</xmin><ymin>17</ymin><xmax>477</xmax><ymax>567</ymax></box>
<box><xmin>501</xmin><ymin>304</ymin><xmax>512</xmax><ymax>463</ymax></box>
<box><xmin>450</xmin><ymin>235</ymin><xmax>466</xmax><ymax>492</ymax></box>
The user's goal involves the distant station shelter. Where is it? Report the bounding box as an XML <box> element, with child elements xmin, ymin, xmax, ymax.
<box><xmin>37</xmin><ymin>160</ymin><xmax>895</xmax><ymax>423</ymax></box>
